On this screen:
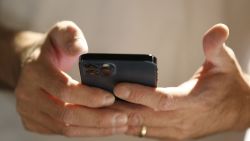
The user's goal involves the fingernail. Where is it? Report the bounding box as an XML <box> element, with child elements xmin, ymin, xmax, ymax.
<box><xmin>114</xmin><ymin>86</ymin><xmax>130</xmax><ymax>99</ymax></box>
<box><xmin>104</xmin><ymin>95</ymin><xmax>115</xmax><ymax>106</ymax></box>
<box><xmin>113</xmin><ymin>114</ymin><xmax>128</xmax><ymax>126</ymax></box>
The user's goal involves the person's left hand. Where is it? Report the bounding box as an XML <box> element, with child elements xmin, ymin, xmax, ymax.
<box><xmin>112</xmin><ymin>24</ymin><xmax>250</xmax><ymax>140</ymax></box>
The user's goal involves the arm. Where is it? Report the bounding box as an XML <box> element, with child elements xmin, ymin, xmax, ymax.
<box><xmin>0</xmin><ymin>25</ymin><xmax>43</xmax><ymax>89</ymax></box>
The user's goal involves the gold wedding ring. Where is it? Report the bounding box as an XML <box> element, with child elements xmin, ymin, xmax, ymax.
<box><xmin>139</xmin><ymin>125</ymin><xmax>147</xmax><ymax>137</ymax></box>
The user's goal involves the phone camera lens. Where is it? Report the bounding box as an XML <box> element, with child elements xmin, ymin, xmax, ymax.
<box><xmin>100</xmin><ymin>63</ymin><xmax>115</xmax><ymax>76</ymax></box>
<box><xmin>85</xmin><ymin>64</ymin><xmax>98</xmax><ymax>76</ymax></box>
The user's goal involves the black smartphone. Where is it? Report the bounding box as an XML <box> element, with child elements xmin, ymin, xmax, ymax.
<box><xmin>79</xmin><ymin>53</ymin><xmax>158</xmax><ymax>93</ymax></box>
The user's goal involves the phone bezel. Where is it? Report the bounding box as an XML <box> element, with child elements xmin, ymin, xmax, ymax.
<box><xmin>80</xmin><ymin>53</ymin><xmax>157</xmax><ymax>63</ymax></box>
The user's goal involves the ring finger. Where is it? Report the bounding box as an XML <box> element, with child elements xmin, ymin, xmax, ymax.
<box><xmin>126</xmin><ymin>126</ymin><xmax>185</xmax><ymax>140</ymax></box>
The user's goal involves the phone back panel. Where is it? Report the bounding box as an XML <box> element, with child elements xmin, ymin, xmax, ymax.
<box><xmin>79</xmin><ymin>54</ymin><xmax>157</xmax><ymax>93</ymax></box>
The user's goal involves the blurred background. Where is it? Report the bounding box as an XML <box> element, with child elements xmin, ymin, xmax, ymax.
<box><xmin>0</xmin><ymin>0</ymin><xmax>249</xmax><ymax>141</ymax></box>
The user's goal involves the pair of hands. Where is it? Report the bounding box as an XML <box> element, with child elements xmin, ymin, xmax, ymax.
<box><xmin>15</xmin><ymin>21</ymin><xmax>250</xmax><ymax>140</ymax></box>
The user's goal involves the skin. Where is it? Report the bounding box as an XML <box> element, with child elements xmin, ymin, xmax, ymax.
<box><xmin>0</xmin><ymin>21</ymin><xmax>249</xmax><ymax>140</ymax></box>
<box><xmin>113</xmin><ymin>24</ymin><xmax>250</xmax><ymax>140</ymax></box>
<box><xmin>0</xmin><ymin>21</ymin><xmax>128</xmax><ymax>137</ymax></box>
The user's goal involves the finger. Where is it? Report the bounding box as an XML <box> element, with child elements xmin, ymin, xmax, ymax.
<box><xmin>32</xmin><ymin>21</ymin><xmax>114</xmax><ymax>107</ymax></box>
<box><xmin>21</xmin><ymin>116</ymin><xmax>53</xmax><ymax>134</ymax></box>
<box><xmin>23</xmin><ymin>90</ymin><xmax>128</xmax><ymax>128</ymax></box>
<box><xmin>53</xmin><ymin>105</ymin><xmax>128</xmax><ymax>128</ymax></box>
<box><xmin>33</xmin><ymin>62</ymin><xmax>115</xmax><ymax>107</ymax></box>
<box><xmin>110</xmin><ymin>101</ymin><xmax>182</xmax><ymax>128</ymax></box>
<box><xmin>61</xmin><ymin>126</ymin><xmax>128</xmax><ymax>137</ymax></box>
<box><xmin>39</xmin><ymin>21</ymin><xmax>88</xmax><ymax>71</ymax></box>
<box><xmin>114</xmin><ymin>83</ymin><xmax>193</xmax><ymax>111</ymax></box>
<box><xmin>203</xmin><ymin>23</ymin><xmax>229</xmax><ymax>63</ymax></box>
<box><xmin>202</xmin><ymin>24</ymin><xmax>240</xmax><ymax>69</ymax></box>
<box><xmin>17</xmin><ymin>93</ymin><xmax>66</xmax><ymax>133</ymax></box>
<box><xmin>21</xmin><ymin>112</ymin><xmax>128</xmax><ymax>137</ymax></box>
<box><xmin>126</xmin><ymin>126</ymin><xmax>185</xmax><ymax>140</ymax></box>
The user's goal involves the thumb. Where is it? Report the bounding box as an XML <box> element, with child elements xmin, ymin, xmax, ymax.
<box><xmin>40</xmin><ymin>21</ymin><xmax>88</xmax><ymax>71</ymax></box>
<box><xmin>202</xmin><ymin>23</ymin><xmax>230</xmax><ymax>66</ymax></box>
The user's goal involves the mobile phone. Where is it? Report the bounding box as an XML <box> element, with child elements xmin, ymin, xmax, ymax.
<box><xmin>79</xmin><ymin>53</ymin><xmax>158</xmax><ymax>93</ymax></box>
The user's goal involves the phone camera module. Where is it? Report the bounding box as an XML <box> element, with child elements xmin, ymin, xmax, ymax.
<box><xmin>100</xmin><ymin>63</ymin><xmax>116</xmax><ymax>76</ymax></box>
<box><xmin>85</xmin><ymin>64</ymin><xmax>99</xmax><ymax>76</ymax></box>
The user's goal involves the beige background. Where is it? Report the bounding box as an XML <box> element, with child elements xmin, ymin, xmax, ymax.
<box><xmin>0</xmin><ymin>0</ymin><xmax>249</xmax><ymax>141</ymax></box>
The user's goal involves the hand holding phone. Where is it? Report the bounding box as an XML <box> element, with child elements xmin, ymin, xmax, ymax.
<box><xmin>79</xmin><ymin>53</ymin><xmax>158</xmax><ymax>93</ymax></box>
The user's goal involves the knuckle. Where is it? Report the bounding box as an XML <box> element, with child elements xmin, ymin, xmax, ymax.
<box><xmin>58</xmin><ymin>106</ymin><xmax>74</xmax><ymax>124</ymax></box>
<box><xmin>128</xmin><ymin>112</ymin><xmax>143</xmax><ymax>126</ymax></box>
<box><xmin>158</xmin><ymin>94</ymin><xmax>174</xmax><ymax>111</ymax></box>
<box><xmin>96</xmin><ymin>116</ymin><xmax>109</xmax><ymax>128</ymax></box>
<box><xmin>62</xmin><ymin>126</ymin><xmax>76</xmax><ymax>137</ymax></box>
<box><xmin>56</xmin><ymin>82</ymin><xmax>71</xmax><ymax>102</ymax></box>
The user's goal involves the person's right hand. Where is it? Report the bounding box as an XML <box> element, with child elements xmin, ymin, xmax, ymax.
<box><xmin>15</xmin><ymin>21</ymin><xmax>128</xmax><ymax>137</ymax></box>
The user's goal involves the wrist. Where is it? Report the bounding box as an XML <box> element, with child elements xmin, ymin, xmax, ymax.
<box><xmin>15</xmin><ymin>31</ymin><xmax>44</xmax><ymax>83</ymax></box>
<box><xmin>15</xmin><ymin>31</ymin><xmax>44</xmax><ymax>67</ymax></box>
<box><xmin>0</xmin><ymin>26</ymin><xmax>44</xmax><ymax>89</ymax></box>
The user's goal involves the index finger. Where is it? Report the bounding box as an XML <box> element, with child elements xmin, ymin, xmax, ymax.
<box><xmin>33</xmin><ymin>62</ymin><xmax>115</xmax><ymax>107</ymax></box>
<box><xmin>114</xmin><ymin>83</ymin><xmax>191</xmax><ymax>111</ymax></box>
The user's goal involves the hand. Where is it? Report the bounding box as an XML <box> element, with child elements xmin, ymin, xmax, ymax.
<box><xmin>113</xmin><ymin>24</ymin><xmax>250</xmax><ymax>140</ymax></box>
<box><xmin>15</xmin><ymin>21</ymin><xmax>128</xmax><ymax>137</ymax></box>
